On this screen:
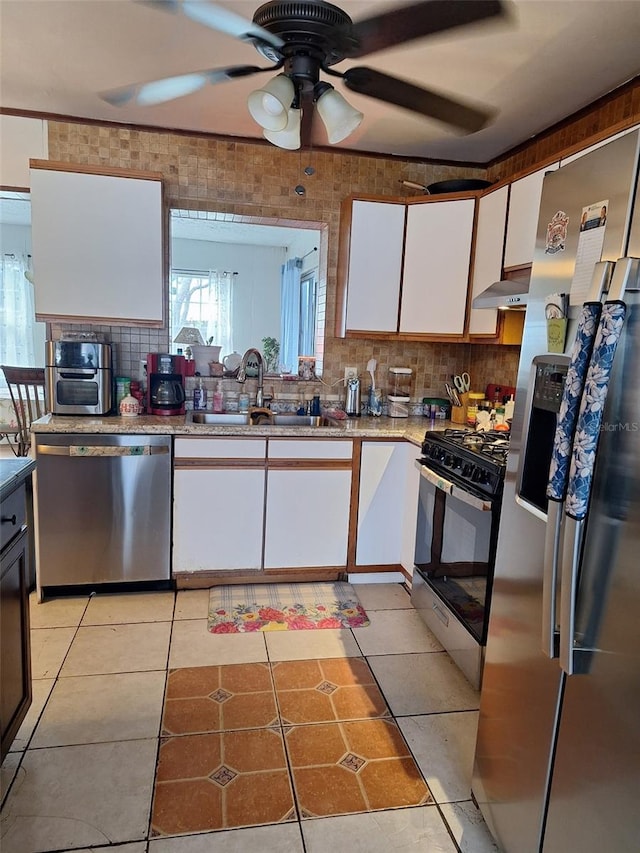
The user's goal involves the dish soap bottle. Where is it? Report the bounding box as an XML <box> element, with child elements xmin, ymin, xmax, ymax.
<box><xmin>193</xmin><ymin>378</ymin><xmax>207</xmax><ymax>411</ymax></box>
<box><xmin>213</xmin><ymin>382</ymin><xmax>224</xmax><ymax>413</ymax></box>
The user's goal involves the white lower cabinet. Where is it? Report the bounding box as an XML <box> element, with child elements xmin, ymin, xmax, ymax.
<box><xmin>264</xmin><ymin>438</ymin><xmax>352</xmax><ymax>569</ymax></box>
<box><xmin>173</xmin><ymin>436</ymin><xmax>353</xmax><ymax>574</ymax></box>
<box><xmin>173</xmin><ymin>467</ymin><xmax>265</xmax><ymax>571</ymax></box>
<box><xmin>356</xmin><ymin>441</ymin><xmax>419</xmax><ymax>569</ymax></box>
<box><xmin>264</xmin><ymin>469</ymin><xmax>352</xmax><ymax>568</ymax></box>
<box><xmin>173</xmin><ymin>437</ymin><xmax>266</xmax><ymax>573</ymax></box>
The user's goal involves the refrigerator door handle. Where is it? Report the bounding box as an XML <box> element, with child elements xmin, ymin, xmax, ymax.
<box><xmin>543</xmin><ymin>263</ymin><xmax>612</xmax><ymax>659</ymax></box>
<box><xmin>558</xmin><ymin>514</ymin><xmax>583</xmax><ymax>674</ymax></box>
<box><xmin>542</xmin><ymin>498</ymin><xmax>563</xmax><ymax>658</ymax></box>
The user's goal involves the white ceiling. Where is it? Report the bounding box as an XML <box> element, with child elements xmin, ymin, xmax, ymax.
<box><xmin>1</xmin><ymin>1</ymin><xmax>639</xmax><ymax>163</ymax></box>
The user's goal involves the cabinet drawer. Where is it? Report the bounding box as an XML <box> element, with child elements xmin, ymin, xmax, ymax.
<box><xmin>267</xmin><ymin>439</ymin><xmax>353</xmax><ymax>460</ymax></box>
<box><xmin>175</xmin><ymin>437</ymin><xmax>266</xmax><ymax>460</ymax></box>
<box><xmin>1</xmin><ymin>484</ymin><xmax>27</xmax><ymax>550</ymax></box>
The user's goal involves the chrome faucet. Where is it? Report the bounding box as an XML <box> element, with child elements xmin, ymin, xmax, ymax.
<box><xmin>237</xmin><ymin>348</ymin><xmax>265</xmax><ymax>408</ymax></box>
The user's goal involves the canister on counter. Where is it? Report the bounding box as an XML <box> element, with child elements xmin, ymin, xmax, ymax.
<box><xmin>115</xmin><ymin>376</ymin><xmax>131</xmax><ymax>408</ymax></box>
<box><xmin>466</xmin><ymin>392</ymin><xmax>485</xmax><ymax>427</ymax></box>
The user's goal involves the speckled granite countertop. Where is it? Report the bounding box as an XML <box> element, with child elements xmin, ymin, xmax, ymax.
<box><xmin>31</xmin><ymin>414</ymin><xmax>461</xmax><ymax>447</ymax></box>
<box><xmin>0</xmin><ymin>457</ymin><xmax>35</xmax><ymax>500</ymax></box>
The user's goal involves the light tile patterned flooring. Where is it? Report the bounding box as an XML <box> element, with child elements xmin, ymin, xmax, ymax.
<box><xmin>0</xmin><ymin>584</ymin><xmax>499</xmax><ymax>853</ymax></box>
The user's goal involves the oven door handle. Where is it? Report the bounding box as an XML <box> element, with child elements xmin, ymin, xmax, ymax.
<box><xmin>58</xmin><ymin>369</ymin><xmax>99</xmax><ymax>378</ymax></box>
<box><xmin>416</xmin><ymin>462</ymin><xmax>493</xmax><ymax>511</ymax></box>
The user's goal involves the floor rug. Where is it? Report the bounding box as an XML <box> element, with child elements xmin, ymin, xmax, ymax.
<box><xmin>207</xmin><ymin>582</ymin><xmax>369</xmax><ymax>633</ymax></box>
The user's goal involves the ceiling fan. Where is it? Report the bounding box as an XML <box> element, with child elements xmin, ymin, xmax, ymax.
<box><xmin>102</xmin><ymin>0</ymin><xmax>508</xmax><ymax>150</ymax></box>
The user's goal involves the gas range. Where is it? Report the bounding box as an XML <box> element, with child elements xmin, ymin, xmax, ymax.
<box><xmin>420</xmin><ymin>428</ymin><xmax>509</xmax><ymax>498</ymax></box>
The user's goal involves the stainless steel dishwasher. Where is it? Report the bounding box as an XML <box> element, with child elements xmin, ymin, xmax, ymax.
<box><xmin>34</xmin><ymin>433</ymin><xmax>172</xmax><ymax>591</ymax></box>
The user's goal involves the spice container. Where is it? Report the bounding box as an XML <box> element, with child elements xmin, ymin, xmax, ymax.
<box><xmin>466</xmin><ymin>392</ymin><xmax>485</xmax><ymax>427</ymax></box>
<box><xmin>423</xmin><ymin>397</ymin><xmax>451</xmax><ymax>419</ymax></box>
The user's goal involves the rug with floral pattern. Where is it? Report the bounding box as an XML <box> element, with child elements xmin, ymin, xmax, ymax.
<box><xmin>207</xmin><ymin>581</ymin><xmax>369</xmax><ymax>633</ymax></box>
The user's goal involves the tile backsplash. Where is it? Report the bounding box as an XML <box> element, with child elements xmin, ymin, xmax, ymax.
<box><xmin>46</xmin><ymin>120</ymin><xmax>504</xmax><ymax>398</ymax></box>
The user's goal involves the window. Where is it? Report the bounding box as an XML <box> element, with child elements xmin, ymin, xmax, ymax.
<box><xmin>169</xmin><ymin>269</ymin><xmax>233</xmax><ymax>355</ymax></box>
<box><xmin>0</xmin><ymin>193</ymin><xmax>46</xmax><ymax>391</ymax></box>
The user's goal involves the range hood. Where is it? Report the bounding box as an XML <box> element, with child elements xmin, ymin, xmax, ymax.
<box><xmin>472</xmin><ymin>279</ymin><xmax>529</xmax><ymax>309</ymax></box>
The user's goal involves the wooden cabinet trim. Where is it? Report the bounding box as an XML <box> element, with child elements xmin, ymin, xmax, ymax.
<box><xmin>29</xmin><ymin>158</ymin><xmax>163</xmax><ymax>182</ymax></box>
<box><xmin>174</xmin><ymin>457</ymin><xmax>266</xmax><ymax>470</ymax></box>
<box><xmin>266</xmin><ymin>459</ymin><xmax>352</xmax><ymax>471</ymax></box>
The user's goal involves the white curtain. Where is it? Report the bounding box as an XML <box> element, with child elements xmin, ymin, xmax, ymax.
<box><xmin>280</xmin><ymin>258</ymin><xmax>303</xmax><ymax>373</ymax></box>
<box><xmin>0</xmin><ymin>254</ymin><xmax>39</xmax><ymax>387</ymax></box>
<box><xmin>205</xmin><ymin>270</ymin><xmax>234</xmax><ymax>356</ymax></box>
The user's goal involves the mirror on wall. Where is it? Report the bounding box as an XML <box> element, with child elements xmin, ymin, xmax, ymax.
<box><xmin>169</xmin><ymin>209</ymin><xmax>326</xmax><ymax>376</ymax></box>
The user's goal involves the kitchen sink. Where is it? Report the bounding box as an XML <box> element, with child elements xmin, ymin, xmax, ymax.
<box><xmin>188</xmin><ymin>412</ymin><xmax>339</xmax><ymax>428</ymax></box>
<box><xmin>189</xmin><ymin>412</ymin><xmax>251</xmax><ymax>425</ymax></box>
<box><xmin>268</xmin><ymin>414</ymin><xmax>334</xmax><ymax>427</ymax></box>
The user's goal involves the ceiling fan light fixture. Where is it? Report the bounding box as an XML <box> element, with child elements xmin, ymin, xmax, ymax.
<box><xmin>263</xmin><ymin>107</ymin><xmax>302</xmax><ymax>150</ymax></box>
<box><xmin>247</xmin><ymin>73</ymin><xmax>294</xmax><ymax>131</ymax></box>
<box><xmin>314</xmin><ymin>82</ymin><xmax>363</xmax><ymax>144</ymax></box>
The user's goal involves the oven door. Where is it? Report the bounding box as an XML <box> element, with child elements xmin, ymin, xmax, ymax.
<box><xmin>413</xmin><ymin>461</ymin><xmax>499</xmax><ymax>644</ymax></box>
<box><xmin>46</xmin><ymin>366</ymin><xmax>112</xmax><ymax>415</ymax></box>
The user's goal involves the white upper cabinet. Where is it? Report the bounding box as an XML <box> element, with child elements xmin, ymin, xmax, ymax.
<box><xmin>0</xmin><ymin>116</ymin><xmax>48</xmax><ymax>188</ymax></box>
<box><xmin>468</xmin><ymin>186</ymin><xmax>509</xmax><ymax>336</ymax></box>
<box><xmin>344</xmin><ymin>199</ymin><xmax>405</xmax><ymax>332</ymax></box>
<box><xmin>400</xmin><ymin>198</ymin><xmax>475</xmax><ymax>335</ymax></box>
<box><xmin>504</xmin><ymin>163</ymin><xmax>559</xmax><ymax>269</ymax></box>
<box><xmin>30</xmin><ymin>162</ymin><xmax>164</xmax><ymax>326</ymax></box>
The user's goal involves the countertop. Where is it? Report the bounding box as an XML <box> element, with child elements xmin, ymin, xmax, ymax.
<box><xmin>0</xmin><ymin>457</ymin><xmax>36</xmax><ymax>500</ymax></box>
<box><xmin>30</xmin><ymin>414</ymin><xmax>461</xmax><ymax>448</ymax></box>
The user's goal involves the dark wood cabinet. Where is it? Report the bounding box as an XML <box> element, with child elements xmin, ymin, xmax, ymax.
<box><xmin>1</xmin><ymin>464</ymin><xmax>34</xmax><ymax>762</ymax></box>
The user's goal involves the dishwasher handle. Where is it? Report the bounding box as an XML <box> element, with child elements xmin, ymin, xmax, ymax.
<box><xmin>38</xmin><ymin>444</ymin><xmax>169</xmax><ymax>457</ymax></box>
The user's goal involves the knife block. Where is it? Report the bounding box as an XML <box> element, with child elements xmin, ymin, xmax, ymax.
<box><xmin>450</xmin><ymin>392</ymin><xmax>469</xmax><ymax>424</ymax></box>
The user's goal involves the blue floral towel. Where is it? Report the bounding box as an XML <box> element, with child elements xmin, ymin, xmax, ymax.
<box><xmin>547</xmin><ymin>302</ymin><xmax>602</xmax><ymax>502</ymax></box>
<box><xmin>565</xmin><ymin>301</ymin><xmax>626</xmax><ymax>520</ymax></box>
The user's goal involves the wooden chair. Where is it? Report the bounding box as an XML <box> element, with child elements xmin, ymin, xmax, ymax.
<box><xmin>1</xmin><ymin>366</ymin><xmax>46</xmax><ymax>457</ymax></box>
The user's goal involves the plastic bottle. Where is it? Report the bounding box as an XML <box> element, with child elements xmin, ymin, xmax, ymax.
<box><xmin>213</xmin><ymin>382</ymin><xmax>224</xmax><ymax>413</ymax></box>
<box><xmin>193</xmin><ymin>378</ymin><xmax>207</xmax><ymax>411</ymax></box>
<box><xmin>504</xmin><ymin>395</ymin><xmax>515</xmax><ymax>422</ymax></box>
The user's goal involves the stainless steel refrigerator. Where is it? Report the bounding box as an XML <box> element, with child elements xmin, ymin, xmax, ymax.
<box><xmin>472</xmin><ymin>129</ymin><xmax>640</xmax><ymax>852</ymax></box>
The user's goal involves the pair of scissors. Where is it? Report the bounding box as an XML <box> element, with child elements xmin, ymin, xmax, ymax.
<box><xmin>453</xmin><ymin>372</ymin><xmax>471</xmax><ymax>393</ymax></box>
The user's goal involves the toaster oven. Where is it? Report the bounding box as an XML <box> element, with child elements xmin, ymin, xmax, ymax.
<box><xmin>45</xmin><ymin>340</ymin><xmax>113</xmax><ymax>415</ymax></box>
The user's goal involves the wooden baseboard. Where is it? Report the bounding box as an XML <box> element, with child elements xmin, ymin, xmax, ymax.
<box><xmin>174</xmin><ymin>568</ymin><xmax>343</xmax><ymax>588</ymax></box>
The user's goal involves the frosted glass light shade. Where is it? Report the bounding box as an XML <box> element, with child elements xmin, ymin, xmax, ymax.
<box><xmin>316</xmin><ymin>87</ymin><xmax>363</xmax><ymax>144</ymax></box>
<box><xmin>247</xmin><ymin>75</ymin><xmax>294</xmax><ymax>131</ymax></box>
<box><xmin>263</xmin><ymin>108</ymin><xmax>301</xmax><ymax>149</ymax></box>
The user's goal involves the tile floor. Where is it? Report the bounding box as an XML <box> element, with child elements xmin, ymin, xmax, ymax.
<box><xmin>0</xmin><ymin>583</ymin><xmax>499</xmax><ymax>852</ymax></box>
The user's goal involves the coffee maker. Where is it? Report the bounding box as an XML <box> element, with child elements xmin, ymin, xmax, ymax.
<box><xmin>147</xmin><ymin>353</ymin><xmax>186</xmax><ymax>416</ymax></box>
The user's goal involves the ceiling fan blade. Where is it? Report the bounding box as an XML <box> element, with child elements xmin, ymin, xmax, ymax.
<box><xmin>140</xmin><ymin>0</ymin><xmax>284</xmax><ymax>49</ymax></box>
<box><xmin>101</xmin><ymin>65</ymin><xmax>264</xmax><ymax>107</ymax></box>
<box><xmin>342</xmin><ymin>67</ymin><xmax>493</xmax><ymax>134</ymax></box>
<box><xmin>348</xmin><ymin>0</ymin><xmax>506</xmax><ymax>58</ymax></box>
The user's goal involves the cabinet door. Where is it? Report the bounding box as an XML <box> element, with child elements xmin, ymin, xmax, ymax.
<box><xmin>345</xmin><ymin>200</ymin><xmax>405</xmax><ymax>333</ymax></box>
<box><xmin>1</xmin><ymin>529</ymin><xmax>31</xmax><ymax>762</ymax></box>
<box><xmin>357</xmin><ymin>442</ymin><xmax>414</xmax><ymax>566</ymax></box>
<box><xmin>173</xmin><ymin>468</ymin><xmax>265</xmax><ymax>571</ymax></box>
<box><xmin>503</xmin><ymin>163</ymin><xmax>559</xmax><ymax>268</ymax></box>
<box><xmin>400</xmin><ymin>199</ymin><xmax>475</xmax><ymax>335</ymax></box>
<box><xmin>30</xmin><ymin>163</ymin><xmax>164</xmax><ymax>325</ymax></box>
<box><xmin>0</xmin><ymin>115</ymin><xmax>48</xmax><ymax>188</ymax></box>
<box><xmin>264</xmin><ymin>469</ymin><xmax>352</xmax><ymax>568</ymax></box>
<box><xmin>468</xmin><ymin>186</ymin><xmax>509</xmax><ymax>336</ymax></box>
